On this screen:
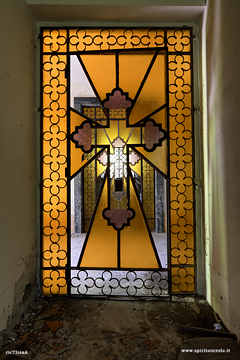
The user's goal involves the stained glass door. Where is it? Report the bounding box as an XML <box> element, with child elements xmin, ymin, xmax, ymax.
<box><xmin>41</xmin><ymin>28</ymin><xmax>195</xmax><ymax>298</ymax></box>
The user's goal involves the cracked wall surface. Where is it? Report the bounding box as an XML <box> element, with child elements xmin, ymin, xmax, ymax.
<box><xmin>0</xmin><ymin>0</ymin><xmax>36</xmax><ymax>340</ymax></box>
<box><xmin>203</xmin><ymin>0</ymin><xmax>240</xmax><ymax>340</ymax></box>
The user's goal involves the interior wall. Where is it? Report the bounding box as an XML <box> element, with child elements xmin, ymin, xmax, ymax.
<box><xmin>203</xmin><ymin>0</ymin><xmax>240</xmax><ymax>339</ymax></box>
<box><xmin>0</xmin><ymin>0</ymin><xmax>37</xmax><ymax>339</ymax></box>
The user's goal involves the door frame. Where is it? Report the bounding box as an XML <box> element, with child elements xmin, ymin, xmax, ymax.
<box><xmin>39</xmin><ymin>26</ymin><xmax>199</xmax><ymax>298</ymax></box>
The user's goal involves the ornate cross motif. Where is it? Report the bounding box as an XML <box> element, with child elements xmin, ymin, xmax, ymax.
<box><xmin>71</xmin><ymin>88</ymin><xmax>167</xmax><ymax>232</ymax></box>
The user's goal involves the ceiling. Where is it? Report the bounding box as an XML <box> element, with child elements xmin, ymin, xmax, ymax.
<box><xmin>26</xmin><ymin>0</ymin><xmax>206</xmax><ymax>23</ymax></box>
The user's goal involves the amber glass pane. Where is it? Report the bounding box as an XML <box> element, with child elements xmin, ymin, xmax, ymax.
<box><xmin>134</xmin><ymin>145</ymin><xmax>167</xmax><ymax>177</ymax></box>
<box><xmin>69</xmin><ymin>28</ymin><xmax>165</xmax><ymax>52</ymax></box>
<box><xmin>80</xmin><ymin>54</ymin><xmax>116</xmax><ymax>103</ymax></box>
<box><xmin>101</xmin><ymin>119</ymin><xmax>141</xmax><ymax>149</ymax></box>
<box><xmin>42</xmin><ymin>270</ymin><xmax>67</xmax><ymax>295</ymax></box>
<box><xmin>151</xmin><ymin>107</ymin><xmax>167</xmax><ymax>129</ymax></box>
<box><xmin>169</xmin><ymin>46</ymin><xmax>194</xmax><ymax>291</ymax></box>
<box><xmin>104</xmin><ymin>120</ymin><xmax>118</xmax><ymax>144</ymax></box>
<box><xmin>42</xmin><ymin>27</ymin><xmax>194</xmax><ymax>295</ymax></box>
<box><xmin>125</xmin><ymin>127</ymin><xmax>141</xmax><ymax>146</ymax></box>
<box><xmin>70</xmin><ymin>110</ymin><xmax>88</xmax><ymax>177</ymax></box>
<box><xmin>171</xmin><ymin>267</ymin><xmax>195</xmax><ymax>293</ymax></box>
<box><xmin>120</xmin><ymin>179</ymin><xmax>159</xmax><ymax>269</ymax></box>
<box><xmin>128</xmin><ymin>52</ymin><xmax>166</xmax><ymax>125</ymax></box>
<box><xmin>42</xmin><ymin>229</ymin><xmax>67</xmax><ymax>268</ymax></box>
<box><xmin>42</xmin><ymin>50</ymin><xmax>68</xmax><ymax>294</ymax></box>
<box><xmin>79</xmin><ymin>179</ymin><xmax>118</xmax><ymax>268</ymax></box>
<box><xmin>167</xmin><ymin>29</ymin><xmax>191</xmax><ymax>53</ymax></box>
<box><xmin>119</xmin><ymin>52</ymin><xmax>154</xmax><ymax>100</ymax></box>
<box><xmin>96</xmin><ymin>128</ymin><xmax>110</xmax><ymax>147</ymax></box>
<box><xmin>118</xmin><ymin>121</ymin><xmax>135</xmax><ymax>143</ymax></box>
<box><xmin>42</xmin><ymin>29</ymin><xmax>67</xmax><ymax>53</ymax></box>
<box><xmin>87</xmin><ymin>109</ymin><xmax>141</xmax><ymax>147</ymax></box>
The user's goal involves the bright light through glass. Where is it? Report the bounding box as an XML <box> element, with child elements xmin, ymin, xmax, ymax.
<box><xmin>110</xmin><ymin>147</ymin><xmax>127</xmax><ymax>178</ymax></box>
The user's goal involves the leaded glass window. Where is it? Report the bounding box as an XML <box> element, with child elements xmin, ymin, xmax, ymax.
<box><xmin>41</xmin><ymin>28</ymin><xmax>195</xmax><ymax>297</ymax></box>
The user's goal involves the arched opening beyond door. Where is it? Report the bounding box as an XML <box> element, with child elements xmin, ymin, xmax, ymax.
<box><xmin>41</xmin><ymin>28</ymin><xmax>195</xmax><ymax>299</ymax></box>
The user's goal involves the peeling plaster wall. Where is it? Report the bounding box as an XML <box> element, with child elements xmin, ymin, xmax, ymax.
<box><xmin>203</xmin><ymin>0</ymin><xmax>240</xmax><ymax>339</ymax></box>
<box><xmin>0</xmin><ymin>0</ymin><xmax>37</xmax><ymax>337</ymax></box>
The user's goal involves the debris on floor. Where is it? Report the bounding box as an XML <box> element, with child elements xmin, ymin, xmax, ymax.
<box><xmin>0</xmin><ymin>296</ymin><xmax>239</xmax><ymax>360</ymax></box>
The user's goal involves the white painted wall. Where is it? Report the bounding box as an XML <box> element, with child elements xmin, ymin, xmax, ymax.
<box><xmin>203</xmin><ymin>0</ymin><xmax>240</xmax><ymax>339</ymax></box>
<box><xmin>0</xmin><ymin>0</ymin><xmax>36</xmax><ymax>336</ymax></box>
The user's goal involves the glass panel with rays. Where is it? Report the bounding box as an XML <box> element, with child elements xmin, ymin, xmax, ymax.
<box><xmin>69</xmin><ymin>49</ymin><xmax>169</xmax><ymax>297</ymax></box>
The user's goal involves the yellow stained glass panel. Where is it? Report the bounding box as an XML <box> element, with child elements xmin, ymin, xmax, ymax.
<box><xmin>42</xmin><ymin>50</ymin><xmax>67</xmax><ymax>295</ymax></box>
<box><xmin>70</xmin><ymin>110</ymin><xmax>88</xmax><ymax>177</ymax></box>
<box><xmin>79</xmin><ymin>179</ymin><xmax>118</xmax><ymax>268</ymax></box>
<box><xmin>42</xmin><ymin>27</ymin><xmax>195</xmax><ymax>295</ymax></box>
<box><xmin>128</xmin><ymin>51</ymin><xmax>166</xmax><ymax>125</ymax></box>
<box><xmin>120</xmin><ymin>179</ymin><xmax>159</xmax><ymax>269</ymax></box>
<box><xmin>150</xmin><ymin>107</ymin><xmax>167</xmax><ymax>129</ymax></box>
<box><xmin>80</xmin><ymin>54</ymin><xmax>116</xmax><ymax>103</ymax></box>
<box><xmin>42</xmin><ymin>270</ymin><xmax>67</xmax><ymax>295</ymax></box>
<box><xmin>119</xmin><ymin>52</ymin><xmax>154</xmax><ymax>100</ymax></box>
<box><xmin>133</xmin><ymin>144</ymin><xmax>167</xmax><ymax>177</ymax></box>
<box><xmin>43</xmin><ymin>29</ymin><xmax>67</xmax><ymax>53</ymax></box>
<box><xmin>171</xmin><ymin>267</ymin><xmax>195</xmax><ymax>293</ymax></box>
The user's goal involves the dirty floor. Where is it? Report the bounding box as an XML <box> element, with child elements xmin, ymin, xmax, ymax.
<box><xmin>0</xmin><ymin>296</ymin><xmax>239</xmax><ymax>360</ymax></box>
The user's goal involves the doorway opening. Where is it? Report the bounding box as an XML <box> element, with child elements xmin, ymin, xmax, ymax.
<box><xmin>41</xmin><ymin>27</ymin><xmax>195</xmax><ymax>298</ymax></box>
